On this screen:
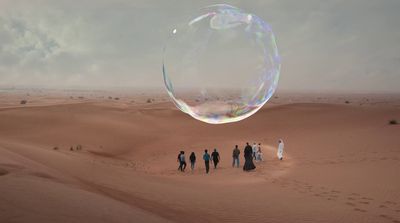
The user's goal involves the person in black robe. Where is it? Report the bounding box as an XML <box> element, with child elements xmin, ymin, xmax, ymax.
<box><xmin>243</xmin><ymin>142</ymin><xmax>256</xmax><ymax>171</ymax></box>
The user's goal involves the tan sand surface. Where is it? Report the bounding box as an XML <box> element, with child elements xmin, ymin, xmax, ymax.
<box><xmin>0</xmin><ymin>91</ymin><xmax>399</xmax><ymax>223</ymax></box>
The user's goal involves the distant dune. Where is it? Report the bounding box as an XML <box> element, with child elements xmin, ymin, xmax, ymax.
<box><xmin>0</xmin><ymin>91</ymin><xmax>399</xmax><ymax>223</ymax></box>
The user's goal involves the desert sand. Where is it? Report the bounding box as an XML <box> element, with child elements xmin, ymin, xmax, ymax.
<box><xmin>0</xmin><ymin>89</ymin><xmax>399</xmax><ymax>223</ymax></box>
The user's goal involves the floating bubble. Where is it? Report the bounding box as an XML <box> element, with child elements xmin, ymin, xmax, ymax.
<box><xmin>163</xmin><ymin>4</ymin><xmax>281</xmax><ymax>124</ymax></box>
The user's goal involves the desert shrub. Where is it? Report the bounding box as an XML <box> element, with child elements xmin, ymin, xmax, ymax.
<box><xmin>147</xmin><ymin>98</ymin><xmax>152</xmax><ymax>103</ymax></box>
<box><xmin>53</xmin><ymin>147</ymin><xmax>58</xmax><ymax>150</ymax></box>
<box><xmin>20</xmin><ymin>100</ymin><xmax>27</xmax><ymax>104</ymax></box>
<box><xmin>389</xmin><ymin>119</ymin><xmax>398</xmax><ymax>125</ymax></box>
<box><xmin>345</xmin><ymin>100</ymin><xmax>350</xmax><ymax>104</ymax></box>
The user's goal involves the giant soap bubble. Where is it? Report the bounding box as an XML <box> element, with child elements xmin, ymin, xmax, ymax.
<box><xmin>163</xmin><ymin>4</ymin><xmax>281</xmax><ymax>124</ymax></box>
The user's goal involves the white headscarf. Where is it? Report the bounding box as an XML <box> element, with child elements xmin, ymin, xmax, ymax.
<box><xmin>279</xmin><ymin>139</ymin><xmax>284</xmax><ymax>147</ymax></box>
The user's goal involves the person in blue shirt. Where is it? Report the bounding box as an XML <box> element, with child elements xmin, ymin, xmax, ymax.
<box><xmin>203</xmin><ymin>149</ymin><xmax>211</xmax><ymax>174</ymax></box>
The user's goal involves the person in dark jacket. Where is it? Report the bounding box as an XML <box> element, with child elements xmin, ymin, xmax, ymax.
<box><xmin>189</xmin><ymin>152</ymin><xmax>196</xmax><ymax>170</ymax></box>
<box><xmin>177</xmin><ymin>151</ymin><xmax>182</xmax><ymax>171</ymax></box>
<box><xmin>243</xmin><ymin>142</ymin><xmax>256</xmax><ymax>171</ymax></box>
<box><xmin>177</xmin><ymin>151</ymin><xmax>186</xmax><ymax>172</ymax></box>
<box><xmin>232</xmin><ymin>145</ymin><xmax>240</xmax><ymax>167</ymax></box>
<box><xmin>211</xmin><ymin>148</ymin><xmax>220</xmax><ymax>169</ymax></box>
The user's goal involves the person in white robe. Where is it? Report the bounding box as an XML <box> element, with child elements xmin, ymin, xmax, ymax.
<box><xmin>277</xmin><ymin>139</ymin><xmax>284</xmax><ymax>160</ymax></box>
<box><xmin>256</xmin><ymin>143</ymin><xmax>263</xmax><ymax>161</ymax></box>
<box><xmin>252</xmin><ymin>143</ymin><xmax>257</xmax><ymax>160</ymax></box>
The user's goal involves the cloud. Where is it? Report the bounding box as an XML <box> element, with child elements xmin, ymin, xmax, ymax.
<box><xmin>0</xmin><ymin>0</ymin><xmax>399</xmax><ymax>93</ymax></box>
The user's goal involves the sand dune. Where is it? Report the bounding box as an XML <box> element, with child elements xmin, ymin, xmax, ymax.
<box><xmin>0</xmin><ymin>92</ymin><xmax>399</xmax><ymax>223</ymax></box>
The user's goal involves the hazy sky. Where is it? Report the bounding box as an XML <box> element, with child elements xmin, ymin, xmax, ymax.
<box><xmin>0</xmin><ymin>0</ymin><xmax>399</xmax><ymax>93</ymax></box>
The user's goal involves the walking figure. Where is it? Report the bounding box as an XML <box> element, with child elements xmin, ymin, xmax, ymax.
<box><xmin>190</xmin><ymin>152</ymin><xmax>196</xmax><ymax>170</ymax></box>
<box><xmin>277</xmin><ymin>139</ymin><xmax>284</xmax><ymax>160</ymax></box>
<box><xmin>243</xmin><ymin>143</ymin><xmax>256</xmax><ymax>171</ymax></box>
<box><xmin>252</xmin><ymin>143</ymin><xmax>257</xmax><ymax>160</ymax></box>
<box><xmin>211</xmin><ymin>149</ymin><xmax>220</xmax><ymax>169</ymax></box>
<box><xmin>178</xmin><ymin>151</ymin><xmax>186</xmax><ymax>172</ymax></box>
<box><xmin>203</xmin><ymin>149</ymin><xmax>211</xmax><ymax>174</ymax></box>
<box><xmin>232</xmin><ymin>145</ymin><xmax>240</xmax><ymax>167</ymax></box>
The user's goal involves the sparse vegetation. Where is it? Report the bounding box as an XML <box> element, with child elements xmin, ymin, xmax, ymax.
<box><xmin>147</xmin><ymin>98</ymin><xmax>152</xmax><ymax>103</ymax></box>
<box><xmin>389</xmin><ymin>119</ymin><xmax>398</xmax><ymax>125</ymax></box>
<box><xmin>108</xmin><ymin>96</ymin><xmax>113</xmax><ymax>100</ymax></box>
<box><xmin>53</xmin><ymin>147</ymin><xmax>58</xmax><ymax>150</ymax></box>
<box><xmin>114</xmin><ymin>97</ymin><xmax>119</xmax><ymax>100</ymax></box>
<box><xmin>345</xmin><ymin>100</ymin><xmax>350</xmax><ymax>104</ymax></box>
<box><xmin>76</xmin><ymin>145</ymin><xmax>82</xmax><ymax>150</ymax></box>
<box><xmin>20</xmin><ymin>100</ymin><xmax>27</xmax><ymax>105</ymax></box>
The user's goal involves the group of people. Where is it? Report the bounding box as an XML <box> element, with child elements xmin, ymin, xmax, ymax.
<box><xmin>177</xmin><ymin>149</ymin><xmax>220</xmax><ymax>173</ymax></box>
<box><xmin>177</xmin><ymin>139</ymin><xmax>285</xmax><ymax>173</ymax></box>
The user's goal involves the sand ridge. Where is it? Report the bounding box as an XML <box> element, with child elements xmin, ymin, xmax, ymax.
<box><xmin>0</xmin><ymin>91</ymin><xmax>399</xmax><ymax>222</ymax></box>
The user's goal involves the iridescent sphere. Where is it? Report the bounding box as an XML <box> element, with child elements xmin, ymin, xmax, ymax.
<box><xmin>163</xmin><ymin>4</ymin><xmax>281</xmax><ymax>124</ymax></box>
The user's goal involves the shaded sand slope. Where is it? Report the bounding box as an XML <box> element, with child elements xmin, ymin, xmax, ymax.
<box><xmin>0</xmin><ymin>101</ymin><xmax>399</xmax><ymax>223</ymax></box>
